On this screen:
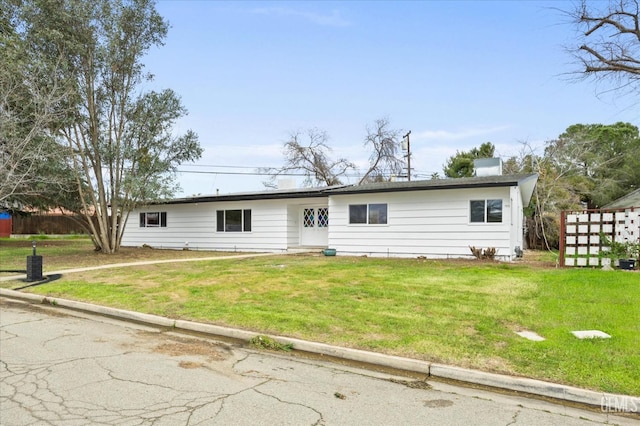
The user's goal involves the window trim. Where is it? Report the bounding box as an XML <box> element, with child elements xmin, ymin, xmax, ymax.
<box><xmin>469</xmin><ymin>199</ymin><xmax>503</xmax><ymax>224</ymax></box>
<box><xmin>216</xmin><ymin>209</ymin><xmax>252</xmax><ymax>232</ymax></box>
<box><xmin>139</xmin><ymin>212</ymin><xmax>167</xmax><ymax>228</ymax></box>
<box><xmin>317</xmin><ymin>207</ymin><xmax>329</xmax><ymax>228</ymax></box>
<box><xmin>349</xmin><ymin>203</ymin><xmax>388</xmax><ymax>225</ymax></box>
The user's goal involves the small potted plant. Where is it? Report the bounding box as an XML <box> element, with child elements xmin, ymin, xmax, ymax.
<box><xmin>618</xmin><ymin>241</ymin><xmax>639</xmax><ymax>270</ymax></box>
<box><xmin>600</xmin><ymin>233</ymin><xmax>640</xmax><ymax>270</ymax></box>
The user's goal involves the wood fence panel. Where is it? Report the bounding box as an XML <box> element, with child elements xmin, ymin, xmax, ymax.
<box><xmin>560</xmin><ymin>207</ymin><xmax>639</xmax><ymax>267</ymax></box>
<box><xmin>12</xmin><ymin>215</ymin><xmax>90</xmax><ymax>235</ymax></box>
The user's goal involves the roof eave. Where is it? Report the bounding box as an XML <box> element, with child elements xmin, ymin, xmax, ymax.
<box><xmin>329</xmin><ymin>181</ymin><xmax>521</xmax><ymax>196</ymax></box>
<box><xmin>149</xmin><ymin>186</ymin><xmax>346</xmax><ymax>206</ymax></box>
<box><xmin>144</xmin><ymin>175</ymin><xmax>539</xmax><ymax>206</ymax></box>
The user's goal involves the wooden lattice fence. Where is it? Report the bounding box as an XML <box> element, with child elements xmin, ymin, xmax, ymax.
<box><xmin>559</xmin><ymin>207</ymin><xmax>639</xmax><ymax>267</ymax></box>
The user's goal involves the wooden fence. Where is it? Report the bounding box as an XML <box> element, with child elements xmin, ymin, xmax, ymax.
<box><xmin>11</xmin><ymin>214</ymin><xmax>90</xmax><ymax>235</ymax></box>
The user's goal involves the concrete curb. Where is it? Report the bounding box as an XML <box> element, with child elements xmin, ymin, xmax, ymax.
<box><xmin>1</xmin><ymin>288</ymin><xmax>638</xmax><ymax>411</ymax></box>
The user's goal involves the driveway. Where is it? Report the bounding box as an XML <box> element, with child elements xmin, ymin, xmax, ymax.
<box><xmin>1</xmin><ymin>298</ymin><xmax>632</xmax><ymax>425</ymax></box>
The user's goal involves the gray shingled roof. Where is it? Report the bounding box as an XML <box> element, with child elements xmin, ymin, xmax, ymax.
<box><xmin>603</xmin><ymin>188</ymin><xmax>640</xmax><ymax>209</ymax></box>
<box><xmin>157</xmin><ymin>185</ymin><xmax>345</xmax><ymax>205</ymax></box>
<box><xmin>327</xmin><ymin>174</ymin><xmax>537</xmax><ymax>195</ymax></box>
<box><xmin>154</xmin><ymin>174</ymin><xmax>538</xmax><ymax>206</ymax></box>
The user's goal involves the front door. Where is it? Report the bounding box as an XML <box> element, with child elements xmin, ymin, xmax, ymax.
<box><xmin>300</xmin><ymin>206</ymin><xmax>329</xmax><ymax>247</ymax></box>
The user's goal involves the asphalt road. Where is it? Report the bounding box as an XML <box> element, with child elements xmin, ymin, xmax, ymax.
<box><xmin>0</xmin><ymin>298</ymin><xmax>633</xmax><ymax>425</ymax></box>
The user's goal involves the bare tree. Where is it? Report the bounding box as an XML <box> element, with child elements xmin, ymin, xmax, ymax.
<box><xmin>359</xmin><ymin>118</ymin><xmax>404</xmax><ymax>184</ymax></box>
<box><xmin>263</xmin><ymin>118</ymin><xmax>405</xmax><ymax>188</ymax></box>
<box><xmin>508</xmin><ymin>139</ymin><xmax>589</xmax><ymax>251</ymax></box>
<box><xmin>260</xmin><ymin>128</ymin><xmax>356</xmax><ymax>188</ymax></box>
<box><xmin>570</xmin><ymin>0</ymin><xmax>640</xmax><ymax>94</ymax></box>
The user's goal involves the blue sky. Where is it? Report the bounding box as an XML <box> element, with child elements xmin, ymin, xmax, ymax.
<box><xmin>143</xmin><ymin>1</ymin><xmax>639</xmax><ymax>196</ymax></box>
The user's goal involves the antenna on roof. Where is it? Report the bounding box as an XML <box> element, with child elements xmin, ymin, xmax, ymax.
<box><xmin>401</xmin><ymin>131</ymin><xmax>412</xmax><ymax>181</ymax></box>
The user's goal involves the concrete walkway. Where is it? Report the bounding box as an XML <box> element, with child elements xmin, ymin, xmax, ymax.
<box><xmin>1</xmin><ymin>253</ymin><xmax>638</xmax><ymax>419</ymax></box>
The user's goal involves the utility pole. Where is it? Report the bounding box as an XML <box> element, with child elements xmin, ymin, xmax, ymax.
<box><xmin>402</xmin><ymin>131</ymin><xmax>411</xmax><ymax>181</ymax></box>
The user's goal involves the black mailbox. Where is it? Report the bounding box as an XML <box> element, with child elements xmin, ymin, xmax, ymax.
<box><xmin>26</xmin><ymin>240</ymin><xmax>43</xmax><ymax>281</ymax></box>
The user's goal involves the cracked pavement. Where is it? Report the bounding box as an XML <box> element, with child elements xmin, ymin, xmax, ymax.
<box><xmin>0</xmin><ymin>298</ymin><xmax>633</xmax><ymax>425</ymax></box>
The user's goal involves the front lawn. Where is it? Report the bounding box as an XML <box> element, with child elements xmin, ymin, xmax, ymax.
<box><xmin>10</xmin><ymin>253</ymin><xmax>638</xmax><ymax>396</ymax></box>
<box><xmin>0</xmin><ymin>237</ymin><xmax>232</xmax><ymax>273</ymax></box>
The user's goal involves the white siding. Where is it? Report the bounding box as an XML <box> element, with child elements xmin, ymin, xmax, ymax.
<box><xmin>327</xmin><ymin>187</ymin><xmax>518</xmax><ymax>260</ymax></box>
<box><xmin>509</xmin><ymin>185</ymin><xmax>525</xmax><ymax>256</ymax></box>
<box><xmin>122</xmin><ymin>203</ymin><xmax>215</xmax><ymax>250</ymax></box>
<box><xmin>121</xmin><ymin>187</ymin><xmax>526</xmax><ymax>260</ymax></box>
<box><xmin>286</xmin><ymin>205</ymin><xmax>300</xmax><ymax>247</ymax></box>
<box><xmin>121</xmin><ymin>197</ymin><xmax>324</xmax><ymax>252</ymax></box>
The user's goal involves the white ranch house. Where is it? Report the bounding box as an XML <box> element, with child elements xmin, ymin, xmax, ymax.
<box><xmin>121</xmin><ymin>174</ymin><xmax>538</xmax><ymax>261</ymax></box>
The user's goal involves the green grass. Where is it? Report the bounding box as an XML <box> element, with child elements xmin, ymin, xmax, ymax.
<box><xmin>0</xmin><ymin>238</ymin><xmax>229</xmax><ymax>273</ymax></box>
<box><xmin>8</xmin><ymin>253</ymin><xmax>638</xmax><ymax>396</ymax></box>
<box><xmin>0</xmin><ymin>238</ymin><xmax>95</xmax><ymax>271</ymax></box>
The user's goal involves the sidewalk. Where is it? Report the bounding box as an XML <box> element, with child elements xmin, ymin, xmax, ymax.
<box><xmin>1</xmin><ymin>254</ymin><xmax>638</xmax><ymax>419</ymax></box>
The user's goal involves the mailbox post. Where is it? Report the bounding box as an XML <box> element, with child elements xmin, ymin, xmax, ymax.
<box><xmin>26</xmin><ymin>240</ymin><xmax>43</xmax><ymax>281</ymax></box>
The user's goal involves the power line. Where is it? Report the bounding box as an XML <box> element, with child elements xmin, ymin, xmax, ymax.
<box><xmin>179</xmin><ymin>164</ymin><xmax>272</xmax><ymax>169</ymax></box>
<box><xmin>179</xmin><ymin>164</ymin><xmax>440</xmax><ymax>177</ymax></box>
<box><xmin>176</xmin><ymin>169</ymin><xmax>441</xmax><ymax>179</ymax></box>
<box><xmin>176</xmin><ymin>170</ymin><xmax>310</xmax><ymax>177</ymax></box>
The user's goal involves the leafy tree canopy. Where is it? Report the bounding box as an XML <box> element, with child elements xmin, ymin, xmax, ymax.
<box><xmin>4</xmin><ymin>0</ymin><xmax>202</xmax><ymax>253</ymax></box>
<box><xmin>545</xmin><ymin>122</ymin><xmax>640</xmax><ymax>208</ymax></box>
<box><xmin>443</xmin><ymin>142</ymin><xmax>495</xmax><ymax>178</ymax></box>
<box><xmin>504</xmin><ymin>122</ymin><xmax>640</xmax><ymax>249</ymax></box>
<box><xmin>0</xmin><ymin>2</ymin><xmax>79</xmax><ymax>210</ymax></box>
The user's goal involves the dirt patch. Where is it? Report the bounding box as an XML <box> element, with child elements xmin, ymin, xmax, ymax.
<box><xmin>517</xmin><ymin>250</ymin><xmax>558</xmax><ymax>269</ymax></box>
<box><xmin>389</xmin><ymin>378</ymin><xmax>432</xmax><ymax>390</ymax></box>
<box><xmin>0</xmin><ymin>298</ymin><xmax>71</xmax><ymax>318</ymax></box>
<box><xmin>423</xmin><ymin>399</ymin><xmax>454</xmax><ymax>408</ymax></box>
<box><xmin>151</xmin><ymin>335</ymin><xmax>231</xmax><ymax>362</ymax></box>
<box><xmin>480</xmin><ymin>356</ymin><xmax>514</xmax><ymax>374</ymax></box>
<box><xmin>1</xmin><ymin>239</ymin><xmax>78</xmax><ymax>248</ymax></box>
<box><xmin>129</xmin><ymin>331</ymin><xmax>233</xmax><ymax>362</ymax></box>
<box><xmin>178</xmin><ymin>360</ymin><xmax>204</xmax><ymax>369</ymax></box>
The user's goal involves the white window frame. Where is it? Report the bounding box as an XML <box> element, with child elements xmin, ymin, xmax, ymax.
<box><xmin>139</xmin><ymin>212</ymin><xmax>167</xmax><ymax>228</ymax></box>
<box><xmin>216</xmin><ymin>209</ymin><xmax>252</xmax><ymax>232</ymax></box>
<box><xmin>470</xmin><ymin>199</ymin><xmax>503</xmax><ymax>224</ymax></box>
<box><xmin>349</xmin><ymin>203</ymin><xmax>388</xmax><ymax>225</ymax></box>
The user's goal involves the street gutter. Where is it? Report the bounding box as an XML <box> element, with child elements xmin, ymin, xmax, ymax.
<box><xmin>1</xmin><ymin>287</ymin><xmax>638</xmax><ymax>420</ymax></box>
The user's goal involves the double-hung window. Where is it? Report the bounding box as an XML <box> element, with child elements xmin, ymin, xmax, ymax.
<box><xmin>217</xmin><ymin>209</ymin><xmax>252</xmax><ymax>232</ymax></box>
<box><xmin>349</xmin><ymin>203</ymin><xmax>388</xmax><ymax>224</ymax></box>
<box><xmin>139</xmin><ymin>212</ymin><xmax>167</xmax><ymax>227</ymax></box>
<box><xmin>470</xmin><ymin>199</ymin><xmax>502</xmax><ymax>223</ymax></box>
